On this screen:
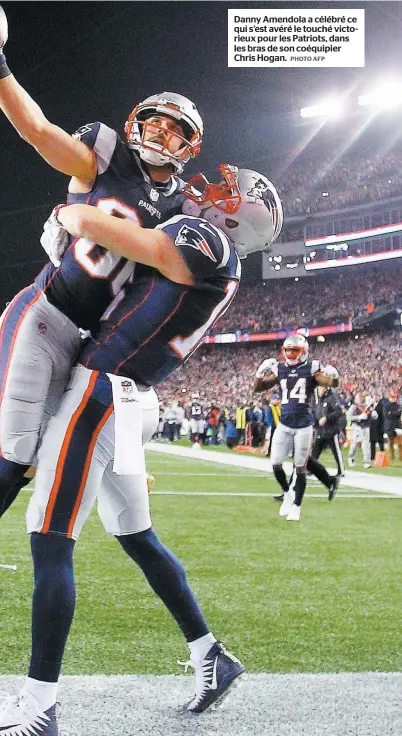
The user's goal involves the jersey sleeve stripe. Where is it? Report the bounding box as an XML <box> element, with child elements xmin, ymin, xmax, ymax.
<box><xmin>215</xmin><ymin>229</ymin><xmax>231</xmax><ymax>268</ymax></box>
<box><xmin>94</xmin><ymin>124</ymin><xmax>118</xmax><ymax>175</ymax></box>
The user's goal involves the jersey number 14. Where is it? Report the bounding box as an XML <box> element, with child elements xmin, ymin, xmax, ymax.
<box><xmin>280</xmin><ymin>377</ymin><xmax>307</xmax><ymax>405</ymax></box>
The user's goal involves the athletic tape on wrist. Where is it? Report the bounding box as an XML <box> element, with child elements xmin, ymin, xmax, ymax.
<box><xmin>0</xmin><ymin>54</ymin><xmax>11</xmax><ymax>79</ymax></box>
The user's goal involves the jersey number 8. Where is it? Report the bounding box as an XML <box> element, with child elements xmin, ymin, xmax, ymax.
<box><xmin>74</xmin><ymin>197</ymin><xmax>139</xmax><ymax>296</ymax></box>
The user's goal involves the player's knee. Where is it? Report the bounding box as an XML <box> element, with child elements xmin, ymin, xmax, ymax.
<box><xmin>272</xmin><ymin>463</ymin><xmax>282</xmax><ymax>471</ymax></box>
<box><xmin>117</xmin><ymin>527</ymin><xmax>166</xmax><ymax>560</ymax></box>
<box><xmin>295</xmin><ymin>466</ymin><xmax>306</xmax><ymax>476</ymax></box>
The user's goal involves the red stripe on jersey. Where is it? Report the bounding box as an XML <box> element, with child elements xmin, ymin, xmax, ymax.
<box><xmin>40</xmin><ymin>370</ymin><xmax>99</xmax><ymax>534</ymax></box>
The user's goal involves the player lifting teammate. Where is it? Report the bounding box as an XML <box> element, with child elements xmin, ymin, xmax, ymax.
<box><xmin>0</xmin><ymin>164</ymin><xmax>283</xmax><ymax>733</ymax></box>
<box><xmin>0</xmin><ymin>4</ymin><xmax>203</xmax><ymax>516</ymax></box>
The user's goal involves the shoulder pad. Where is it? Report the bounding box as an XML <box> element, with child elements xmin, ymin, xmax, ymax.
<box><xmin>72</xmin><ymin>122</ymin><xmax>117</xmax><ymax>175</ymax></box>
<box><xmin>311</xmin><ymin>360</ymin><xmax>322</xmax><ymax>375</ymax></box>
<box><xmin>157</xmin><ymin>214</ymin><xmax>232</xmax><ymax>273</ymax></box>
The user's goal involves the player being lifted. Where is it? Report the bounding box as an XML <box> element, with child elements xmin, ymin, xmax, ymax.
<box><xmin>254</xmin><ymin>334</ymin><xmax>339</xmax><ymax>521</ymax></box>
<box><xmin>0</xmin><ymin>5</ymin><xmax>203</xmax><ymax>515</ymax></box>
<box><xmin>0</xmin><ymin>166</ymin><xmax>283</xmax><ymax>734</ymax></box>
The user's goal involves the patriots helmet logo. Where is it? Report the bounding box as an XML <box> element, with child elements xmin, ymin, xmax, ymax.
<box><xmin>247</xmin><ymin>178</ymin><xmax>269</xmax><ymax>200</ymax></box>
<box><xmin>175</xmin><ymin>225</ymin><xmax>217</xmax><ymax>262</ymax></box>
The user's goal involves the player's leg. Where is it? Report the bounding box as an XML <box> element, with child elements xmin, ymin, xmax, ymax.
<box><xmin>287</xmin><ymin>425</ymin><xmax>314</xmax><ymax>521</ymax></box>
<box><xmin>362</xmin><ymin>427</ymin><xmax>371</xmax><ymax>468</ymax></box>
<box><xmin>0</xmin><ymin>287</ymin><xmax>42</xmax><ymax>515</ymax></box>
<box><xmin>271</xmin><ymin>424</ymin><xmax>295</xmax><ymax>515</ymax></box>
<box><xmin>348</xmin><ymin>422</ymin><xmax>360</xmax><ymax>467</ymax></box>
<box><xmin>307</xmin><ymin>455</ymin><xmax>339</xmax><ymax>501</ymax></box>
<box><xmin>330</xmin><ymin>433</ymin><xmax>345</xmax><ymax>476</ymax></box>
<box><xmin>311</xmin><ymin>435</ymin><xmax>325</xmax><ymax>461</ymax></box>
<box><xmin>13</xmin><ymin>367</ymin><xmax>112</xmax><ymax>732</ymax></box>
<box><xmin>0</xmin><ymin>292</ymin><xmax>81</xmax><ymax>465</ymax></box>
<box><xmin>97</xmin><ymin>389</ymin><xmax>244</xmax><ymax>713</ymax></box>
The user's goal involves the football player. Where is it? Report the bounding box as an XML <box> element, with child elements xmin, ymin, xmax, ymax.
<box><xmin>348</xmin><ymin>393</ymin><xmax>377</xmax><ymax>469</ymax></box>
<box><xmin>0</xmin><ymin>167</ymin><xmax>283</xmax><ymax>733</ymax></box>
<box><xmin>189</xmin><ymin>392</ymin><xmax>205</xmax><ymax>445</ymax></box>
<box><xmin>0</xmin><ymin>7</ymin><xmax>202</xmax><ymax>515</ymax></box>
<box><xmin>254</xmin><ymin>335</ymin><xmax>339</xmax><ymax>521</ymax></box>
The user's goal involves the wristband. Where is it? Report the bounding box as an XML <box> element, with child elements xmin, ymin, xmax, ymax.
<box><xmin>53</xmin><ymin>204</ymin><xmax>67</xmax><ymax>226</ymax></box>
<box><xmin>0</xmin><ymin>53</ymin><xmax>11</xmax><ymax>79</ymax></box>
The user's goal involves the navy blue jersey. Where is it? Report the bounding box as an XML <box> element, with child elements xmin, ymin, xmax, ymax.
<box><xmin>79</xmin><ymin>214</ymin><xmax>241</xmax><ymax>386</ymax></box>
<box><xmin>190</xmin><ymin>401</ymin><xmax>203</xmax><ymax>418</ymax></box>
<box><xmin>35</xmin><ymin>122</ymin><xmax>185</xmax><ymax>332</ymax></box>
<box><xmin>278</xmin><ymin>359</ymin><xmax>323</xmax><ymax>429</ymax></box>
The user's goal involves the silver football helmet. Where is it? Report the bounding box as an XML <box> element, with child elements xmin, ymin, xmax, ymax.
<box><xmin>125</xmin><ymin>92</ymin><xmax>203</xmax><ymax>174</ymax></box>
<box><xmin>182</xmin><ymin>165</ymin><xmax>283</xmax><ymax>258</ymax></box>
<box><xmin>282</xmin><ymin>334</ymin><xmax>309</xmax><ymax>366</ymax></box>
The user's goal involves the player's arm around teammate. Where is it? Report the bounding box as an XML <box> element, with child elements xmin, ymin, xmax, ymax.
<box><xmin>57</xmin><ymin>203</ymin><xmax>195</xmax><ymax>285</ymax></box>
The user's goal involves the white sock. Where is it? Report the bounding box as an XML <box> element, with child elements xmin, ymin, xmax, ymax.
<box><xmin>188</xmin><ymin>632</ymin><xmax>217</xmax><ymax>662</ymax></box>
<box><xmin>21</xmin><ymin>678</ymin><xmax>58</xmax><ymax>712</ymax></box>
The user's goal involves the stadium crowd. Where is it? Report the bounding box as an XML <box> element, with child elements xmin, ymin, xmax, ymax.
<box><xmin>276</xmin><ymin>147</ymin><xmax>402</xmax><ymax>216</ymax></box>
<box><xmin>213</xmin><ymin>263</ymin><xmax>402</xmax><ymax>333</ymax></box>
<box><xmin>157</xmin><ymin>331</ymin><xmax>402</xmax><ymax>412</ymax></box>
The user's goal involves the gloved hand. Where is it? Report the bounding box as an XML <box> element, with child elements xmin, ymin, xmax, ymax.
<box><xmin>255</xmin><ymin>358</ymin><xmax>278</xmax><ymax>378</ymax></box>
<box><xmin>40</xmin><ymin>205</ymin><xmax>69</xmax><ymax>266</ymax></box>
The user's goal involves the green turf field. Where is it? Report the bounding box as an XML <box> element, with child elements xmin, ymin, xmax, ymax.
<box><xmin>1</xmin><ymin>450</ymin><xmax>401</xmax><ymax>677</ymax></box>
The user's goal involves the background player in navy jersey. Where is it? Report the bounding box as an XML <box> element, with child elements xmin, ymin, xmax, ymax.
<box><xmin>0</xmin><ymin>166</ymin><xmax>283</xmax><ymax>733</ymax></box>
<box><xmin>254</xmin><ymin>334</ymin><xmax>339</xmax><ymax>521</ymax></box>
<box><xmin>0</xmin><ymin>6</ymin><xmax>202</xmax><ymax>516</ymax></box>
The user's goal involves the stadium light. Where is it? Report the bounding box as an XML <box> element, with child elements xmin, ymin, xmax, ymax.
<box><xmin>357</xmin><ymin>81</ymin><xmax>402</xmax><ymax>109</ymax></box>
<box><xmin>299</xmin><ymin>98</ymin><xmax>344</xmax><ymax>119</ymax></box>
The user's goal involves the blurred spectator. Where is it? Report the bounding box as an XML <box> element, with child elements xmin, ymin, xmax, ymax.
<box><xmin>213</xmin><ymin>262</ymin><xmax>402</xmax><ymax>334</ymax></box>
<box><xmin>275</xmin><ymin>144</ymin><xmax>402</xmax><ymax>216</ymax></box>
<box><xmin>383</xmin><ymin>391</ymin><xmax>402</xmax><ymax>460</ymax></box>
<box><xmin>157</xmin><ymin>331</ymin><xmax>402</xmax><ymax>409</ymax></box>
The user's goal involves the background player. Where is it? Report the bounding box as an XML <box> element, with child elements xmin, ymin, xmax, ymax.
<box><xmin>253</xmin><ymin>334</ymin><xmax>339</xmax><ymax>521</ymax></box>
<box><xmin>348</xmin><ymin>393</ymin><xmax>377</xmax><ymax>469</ymax></box>
<box><xmin>0</xmin><ymin>167</ymin><xmax>283</xmax><ymax>734</ymax></box>
<box><xmin>0</xmin><ymin>6</ymin><xmax>203</xmax><ymax>514</ymax></box>
<box><xmin>189</xmin><ymin>392</ymin><xmax>205</xmax><ymax>446</ymax></box>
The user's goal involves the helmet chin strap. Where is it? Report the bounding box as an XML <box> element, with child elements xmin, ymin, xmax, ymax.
<box><xmin>137</xmin><ymin>145</ymin><xmax>183</xmax><ymax>174</ymax></box>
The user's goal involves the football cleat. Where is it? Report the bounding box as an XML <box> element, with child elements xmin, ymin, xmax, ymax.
<box><xmin>273</xmin><ymin>493</ymin><xmax>284</xmax><ymax>502</ymax></box>
<box><xmin>328</xmin><ymin>475</ymin><xmax>339</xmax><ymax>501</ymax></box>
<box><xmin>348</xmin><ymin>457</ymin><xmax>355</xmax><ymax>467</ymax></box>
<box><xmin>179</xmin><ymin>641</ymin><xmax>245</xmax><ymax>713</ymax></box>
<box><xmin>286</xmin><ymin>504</ymin><xmax>301</xmax><ymax>522</ymax></box>
<box><xmin>279</xmin><ymin>489</ymin><xmax>295</xmax><ymax>517</ymax></box>
<box><xmin>363</xmin><ymin>463</ymin><xmax>372</xmax><ymax>469</ymax></box>
<box><xmin>0</xmin><ymin>691</ymin><xmax>58</xmax><ymax>736</ymax></box>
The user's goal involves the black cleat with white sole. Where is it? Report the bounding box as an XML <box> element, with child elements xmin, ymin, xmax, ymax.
<box><xmin>182</xmin><ymin>641</ymin><xmax>245</xmax><ymax>713</ymax></box>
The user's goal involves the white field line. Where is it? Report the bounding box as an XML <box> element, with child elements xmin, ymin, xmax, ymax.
<box><xmin>145</xmin><ymin>443</ymin><xmax>402</xmax><ymax>496</ymax></box>
<box><xmin>151</xmin><ymin>490</ymin><xmax>398</xmax><ymax>499</ymax></box>
<box><xmin>1</xmin><ymin>673</ymin><xmax>401</xmax><ymax>736</ymax></box>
